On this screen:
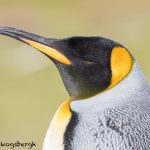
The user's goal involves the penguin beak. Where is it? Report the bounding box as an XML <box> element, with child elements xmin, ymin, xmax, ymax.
<box><xmin>0</xmin><ymin>27</ymin><xmax>71</xmax><ymax>65</ymax></box>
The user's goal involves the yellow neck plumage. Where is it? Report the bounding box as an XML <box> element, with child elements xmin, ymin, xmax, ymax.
<box><xmin>43</xmin><ymin>98</ymin><xmax>71</xmax><ymax>150</ymax></box>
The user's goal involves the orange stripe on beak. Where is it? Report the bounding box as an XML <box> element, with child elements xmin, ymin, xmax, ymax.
<box><xmin>22</xmin><ymin>39</ymin><xmax>71</xmax><ymax>65</ymax></box>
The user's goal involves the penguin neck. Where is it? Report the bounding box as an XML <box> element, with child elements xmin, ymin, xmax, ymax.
<box><xmin>70</xmin><ymin>61</ymin><xmax>150</xmax><ymax>113</ymax></box>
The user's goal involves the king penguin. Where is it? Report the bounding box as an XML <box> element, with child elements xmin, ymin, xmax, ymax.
<box><xmin>0</xmin><ymin>27</ymin><xmax>150</xmax><ymax>150</ymax></box>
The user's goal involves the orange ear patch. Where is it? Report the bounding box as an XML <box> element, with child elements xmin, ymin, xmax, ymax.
<box><xmin>108</xmin><ymin>47</ymin><xmax>133</xmax><ymax>89</ymax></box>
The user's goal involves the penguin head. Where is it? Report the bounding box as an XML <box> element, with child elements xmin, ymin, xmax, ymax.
<box><xmin>0</xmin><ymin>27</ymin><xmax>133</xmax><ymax>100</ymax></box>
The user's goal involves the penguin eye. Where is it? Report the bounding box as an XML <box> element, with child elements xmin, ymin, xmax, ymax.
<box><xmin>82</xmin><ymin>59</ymin><xmax>96</xmax><ymax>65</ymax></box>
<box><xmin>72</xmin><ymin>50</ymin><xmax>97</xmax><ymax>64</ymax></box>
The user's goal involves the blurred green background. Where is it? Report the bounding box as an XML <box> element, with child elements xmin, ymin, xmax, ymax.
<box><xmin>0</xmin><ymin>0</ymin><xmax>150</xmax><ymax>149</ymax></box>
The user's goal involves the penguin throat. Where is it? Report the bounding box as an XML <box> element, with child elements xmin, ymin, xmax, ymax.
<box><xmin>55</xmin><ymin>64</ymin><xmax>111</xmax><ymax>100</ymax></box>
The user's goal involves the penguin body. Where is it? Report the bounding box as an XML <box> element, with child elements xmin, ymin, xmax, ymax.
<box><xmin>69</xmin><ymin>62</ymin><xmax>150</xmax><ymax>150</ymax></box>
<box><xmin>0</xmin><ymin>27</ymin><xmax>150</xmax><ymax>150</ymax></box>
<box><xmin>44</xmin><ymin>62</ymin><xmax>150</xmax><ymax>150</ymax></box>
